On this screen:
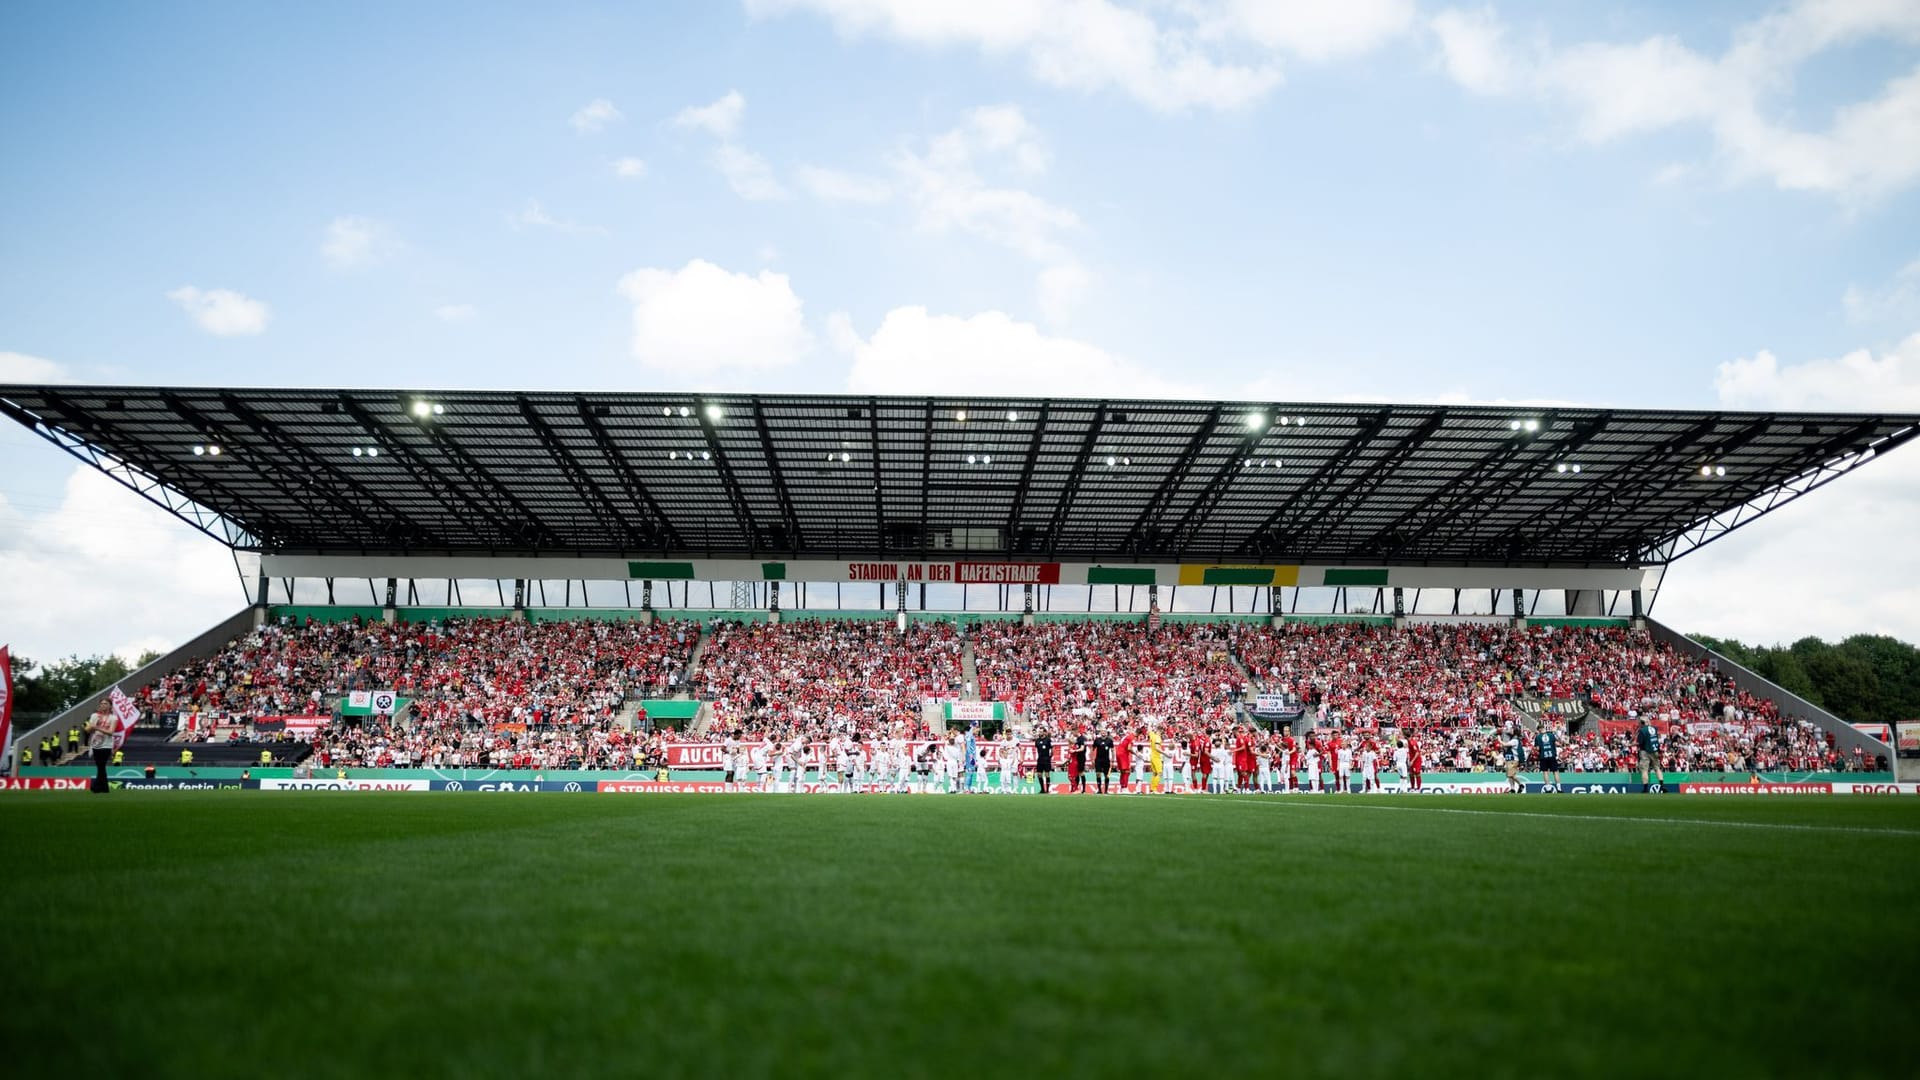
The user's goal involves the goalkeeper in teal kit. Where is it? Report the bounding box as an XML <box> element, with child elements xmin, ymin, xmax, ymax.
<box><xmin>1534</xmin><ymin>722</ymin><xmax>1563</xmax><ymax>793</ymax></box>
<box><xmin>1637</xmin><ymin>718</ymin><xmax>1666</xmax><ymax>794</ymax></box>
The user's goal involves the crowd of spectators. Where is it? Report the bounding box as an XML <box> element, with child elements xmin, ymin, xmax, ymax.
<box><xmin>109</xmin><ymin>613</ymin><xmax>1875</xmax><ymax>776</ymax></box>
<box><xmin>973</xmin><ymin>622</ymin><xmax>1246</xmax><ymax>735</ymax></box>
<box><xmin>695</xmin><ymin>619</ymin><xmax>962</xmax><ymax>737</ymax></box>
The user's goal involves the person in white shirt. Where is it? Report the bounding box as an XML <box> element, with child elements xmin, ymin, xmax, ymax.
<box><xmin>1391</xmin><ymin>741</ymin><xmax>1409</xmax><ymax>793</ymax></box>
<box><xmin>1170</xmin><ymin>741</ymin><xmax>1190</xmax><ymax>793</ymax></box>
<box><xmin>1255</xmin><ymin>741</ymin><xmax>1273</xmax><ymax>794</ymax></box>
<box><xmin>998</xmin><ymin>732</ymin><xmax>1020</xmax><ymax>793</ymax></box>
<box><xmin>943</xmin><ymin>733</ymin><xmax>965</xmax><ymax>794</ymax></box>
<box><xmin>1360</xmin><ymin>743</ymin><xmax>1379</xmax><ymax>793</ymax></box>
<box><xmin>1335</xmin><ymin>740</ymin><xmax>1355</xmax><ymax>794</ymax></box>
<box><xmin>749</xmin><ymin>740</ymin><xmax>770</xmax><ymax>792</ymax></box>
<box><xmin>891</xmin><ymin>733</ymin><xmax>912</xmax><ymax>793</ymax></box>
<box><xmin>723</xmin><ymin>734</ymin><xmax>741</xmax><ymax>793</ymax></box>
<box><xmin>1304</xmin><ymin>745</ymin><xmax>1322</xmax><ymax>793</ymax></box>
<box><xmin>1209</xmin><ymin>745</ymin><xmax>1231</xmax><ymax>794</ymax></box>
<box><xmin>769</xmin><ymin>739</ymin><xmax>790</xmax><ymax>793</ymax></box>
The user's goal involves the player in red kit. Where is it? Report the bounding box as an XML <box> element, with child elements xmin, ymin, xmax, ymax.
<box><xmin>1232</xmin><ymin>726</ymin><xmax>1255</xmax><ymax>793</ymax></box>
<box><xmin>1115</xmin><ymin>727</ymin><xmax>1135</xmax><ymax>792</ymax></box>
<box><xmin>1193</xmin><ymin>731</ymin><xmax>1212</xmax><ymax>793</ymax></box>
<box><xmin>1406</xmin><ymin>734</ymin><xmax>1423</xmax><ymax>792</ymax></box>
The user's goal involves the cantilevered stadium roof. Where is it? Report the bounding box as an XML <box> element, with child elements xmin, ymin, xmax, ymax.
<box><xmin>3</xmin><ymin>386</ymin><xmax>1915</xmax><ymax>568</ymax></box>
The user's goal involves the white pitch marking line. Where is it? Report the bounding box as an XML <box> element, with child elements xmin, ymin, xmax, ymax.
<box><xmin>1219</xmin><ymin>797</ymin><xmax>1920</xmax><ymax>838</ymax></box>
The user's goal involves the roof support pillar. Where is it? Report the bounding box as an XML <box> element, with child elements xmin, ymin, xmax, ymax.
<box><xmin>1511</xmin><ymin>587</ymin><xmax>1526</xmax><ymax>629</ymax></box>
<box><xmin>384</xmin><ymin>578</ymin><xmax>398</xmax><ymax>625</ymax></box>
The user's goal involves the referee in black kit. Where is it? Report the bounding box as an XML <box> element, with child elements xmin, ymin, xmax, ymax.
<box><xmin>1032</xmin><ymin>726</ymin><xmax>1053</xmax><ymax>794</ymax></box>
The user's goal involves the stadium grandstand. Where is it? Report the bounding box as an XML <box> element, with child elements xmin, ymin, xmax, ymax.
<box><xmin>3</xmin><ymin>385</ymin><xmax>1917</xmax><ymax>790</ymax></box>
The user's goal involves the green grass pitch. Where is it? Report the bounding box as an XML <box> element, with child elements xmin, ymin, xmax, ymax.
<box><xmin>3</xmin><ymin>793</ymin><xmax>1917</xmax><ymax>1078</ymax></box>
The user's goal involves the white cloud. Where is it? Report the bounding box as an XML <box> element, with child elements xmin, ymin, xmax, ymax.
<box><xmin>1201</xmin><ymin>0</ymin><xmax>1417</xmax><ymax>61</ymax></box>
<box><xmin>671</xmin><ymin>92</ymin><xmax>790</xmax><ymax>201</ymax></box>
<box><xmin>745</xmin><ymin>0</ymin><xmax>1289</xmax><ymax>111</ymax></box>
<box><xmin>616</xmin><ymin>259</ymin><xmax>812</xmax><ymax>371</ymax></box>
<box><xmin>796</xmin><ymin>165</ymin><xmax>893</xmax><ymax>203</ymax></box>
<box><xmin>713</xmin><ymin>144</ymin><xmax>790</xmax><ymax>200</ymax></box>
<box><xmin>512</xmin><ymin>198</ymin><xmax>609</xmax><ymax>236</ymax></box>
<box><xmin>569</xmin><ymin>98</ymin><xmax>625</xmax><ymax>133</ymax></box>
<box><xmin>0</xmin><ymin>467</ymin><xmax>242</xmax><ymax>664</ymax></box>
<box><xmin>837</xmin><ymin>305</ymin><xmax>1200</xmax><ymax>397</ymax></box>
<box><xmin>1661</xmin><ymin>333</ymin><xmax>1920</xmax><ymax>644</ymax></box>
<box><xmin>321</xmin><ymin>215</ymin><xmax>398</xmax><ymax>269</ymax></box>
<box><xmin>432</xmin><ymin>304</ymin><xmax>477</xmax><ymax>323</ymax></box>
<box><xmin>1429</xmin><ymin>6</ymin><xmax>1516</xmax><ymax>95</ymax></box>
<box><xmin>672</xmin><ymin>90</ymin><xmax>746</xmax><ymax>138</ymax></box>
<box><xmin>1844</xmin><ymin>258</ymin><xmax>1920</xmax><ymax>324</ymax></box>
<box><xmin>613</xmin><ymin>156</ymin><xmax>649</xmax><ymax>179</ymax></box>
<box><xmin>0</xmin><ymin>350</ymin><xmax>72</xmax><ymax>383</ymax></box>
<box><xmin>1715</xmin><ymin>332</ymin><xmax>1920</xmax><ymax>411</ymax></box>
<box><xmin>1432</xmin><ymin>3</ymin><xmax>1920</xmax><ymax>201</ymax></box>
<box><xmin>166</xmin><ymin>286</ymin><xmax>271</xmax><ymax>337</ymax></box>
<box><xmin>894</xmin><ymin>105</ymin><xmax>1079</xmax><ymax>264</ymax></box>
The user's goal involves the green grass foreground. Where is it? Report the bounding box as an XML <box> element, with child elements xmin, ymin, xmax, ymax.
<box><xmin>3</xmin><ymin>793</ymin><xmax>1917</xmax><ymax>1078</ymax></box>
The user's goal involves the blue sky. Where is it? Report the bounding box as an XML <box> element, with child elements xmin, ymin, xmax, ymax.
<box><xmin>3</xmin><ymin>0</ymin><xmax>1919</xmax><ymax>661</ymax></box>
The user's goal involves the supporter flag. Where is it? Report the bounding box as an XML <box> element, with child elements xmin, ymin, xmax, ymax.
<box><xmin>1</xmin><ymin>646</ymin><xmax>14</xmax><ymax>769</ymax></box>
<box><xmin>108</xmin><ymin>685</ymin><xmax>141</xmax><ymax>750</ymax></box>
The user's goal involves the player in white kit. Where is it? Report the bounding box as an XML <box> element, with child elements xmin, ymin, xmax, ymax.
<box><xmin>1334</xmin><ymin>741</ymin><xmax>1355</xmax><ymax>794</ymax></box>
<box><xmin>1360</xmin><ymin>743</ymin><xmax>1379</xmax><ymax>793</ymax></box>
<box><xmin>1255</xmin><ymin>741</ymin><xmax>1273</xmax><ymax>794</ymax></box>
<box><xmin>1171</xmin><ymin>742</ymin><xmax>1190</xmax><ymax>793</ymax></box>
<box><xmin>1209</xmin><ymin>745</ymin><xmax>1231</xmax><ymax>793</ymax></box>
<box><xmin>749</xmin><ymin>740</ymin><xmax>770</xmax><ymax>792</ymax></box>
<box><xmin>1304</xmin><ymin>745</ymin><xmax>1322</xmax><ymax>793</ymax></box>
<box><xmin>891</xmin><ymin>732</ymin><xmax>912</xmax><ymax>793</ymax></box>
<box><xmin>722</xmin><ymin>734</ymin><xmax>741</xmax><ymax>793</ymax></box>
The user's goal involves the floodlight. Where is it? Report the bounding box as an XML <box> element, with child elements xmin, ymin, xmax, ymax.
<box><xmin>352</xmin><ymin>447</ymin><xmax>364</xmax><ymax>458</ymax></box>
<box><xmin>206</xmin><ymin>445</ymin><xmax>221</xmax><ymax>456</ymax></box>
<box><xmin>191</xmin><ymin>445</ymin><xmax>205</xmax><ymax>456</ymax></box>
<box><xmin>679</xmin><ymin>406</ymin><xmax>690</xmax><ymax>418</ymax></box>
<box><xmin>1006</xmin><ymin>410</ymin><xmax>1018</xmax><ymax>422</ymax></box>
<box><xmin>432</xmin><ymin>404</ymin><xmax>445</xmax><ymax>416</ymax></box>
<box><xmin>366</xmin><ymin>447</ymin><xmax>379</xmax><ymax>458</ymax></box>
<box><xmin>982</xmin><ymin>455</ymin><xmax>992</xmax><ymax>465</ymax></box>
<box><xmin>1245</xmin><ymin>413</ymin><xmax>1266</xmax><ymax>430</ymax></box>
<box><xmin>1523</xmin><ymin>419</ymin><xmax>1540</xmax><ymax>432</ymax></box>
<box><xmin>955</xmin><ymin>410</ymin><xmax>967</xmax><ymax>423</ymax></box>
<box><xmin>1715</xmin><ymin>465</ymin><xmax>1726</xmax><ymax>477</ymax></box>
<box><xmin>412</xmin><ymin>400</ymin><xmax>431</xmax><ymax>418</ymax></box>
<box><xmin>706</xmin><ymin>404</ymin><xmax>723</xmax><ymax>422</ymax></box>
<box><xmin>1106</xmin><ymin>456</ymin><xmax>1117</xmax><ymax>467</ymax></box>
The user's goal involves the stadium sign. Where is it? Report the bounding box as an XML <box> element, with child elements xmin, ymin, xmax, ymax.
<box><xmin>259</xmin><ymin>778</ymin><xmax>429</xmax><ymax>791</ymax></box>
<box><xmin>1898</xmin><ymin>722</ymin><xmax>1920</xmax><ymax>754</ymax></box>
<box><xmin>1679</xmin><ymin>782</ymin><xmax>1834</xmax><ymax>794</ymax></box>
<box><xmin>0</xmin><ymin>777</ymin><xmax>90</xmax><ymax>791</ymax></box>
<box><xmin>109</xmin><ymin>779</ymin><xmax>245</xmax><ymax>791</ymax></box>
<box><xmin>432</xmin><ymin>780</ymin><xmax>589</xmax><ymax>792</ymax></box>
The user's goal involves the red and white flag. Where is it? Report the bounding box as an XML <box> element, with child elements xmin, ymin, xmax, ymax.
<box><xmin>1</xmin><ymin>646</ymin><xmax>14</xmax><ymax>768</ymax></box>
<box><xmin>108</xmin><ymin>685</ymin><xmax>141</xmax><ymax>750</ymax></box>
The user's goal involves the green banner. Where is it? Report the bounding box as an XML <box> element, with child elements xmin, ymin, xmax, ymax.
<box><xmin>628</xmin><ymin>561</ymin><xmax>697</xmax><ymax>579</ymax></box>
<box><xmin>1086</xmin><ymin>566</ymin><xmax>1156</xmax><ymax>585</ymax></box>
<box><xmin>1322</xmin><ymin>568</ymin><xmax>1390</xmax><ymax>586</ymax></box>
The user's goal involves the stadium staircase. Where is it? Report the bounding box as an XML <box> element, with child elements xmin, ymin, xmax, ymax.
<box><xmin>7</xmin><ymin>607</ymin><xmax>258</xmax><ymax>774</ymax></box>
<box><xmin>1648</xmin><ymin>619</ymin><xmax>1896</xmax><ymax>773</ymax></box>
<box><xmin>959</xmin><ymin>636</ymin><xmax>980</xmax><ymax>700</ymax></box>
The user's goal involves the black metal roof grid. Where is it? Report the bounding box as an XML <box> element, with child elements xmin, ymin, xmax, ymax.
<box><xmin>3</xmin><ymin>385</ymin><xmax>1915</xmax><ymax>568</ymax></box>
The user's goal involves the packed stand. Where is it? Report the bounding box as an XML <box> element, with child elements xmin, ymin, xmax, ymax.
<box><xmin>972</xmin><ymin>622</ymin><xmax>1247</xmax><ymax>735</ymax></box>
<box><xmin>695</xmin><ymin>618</ymin><xmax>962</xmax><ymax>737</ymax></box>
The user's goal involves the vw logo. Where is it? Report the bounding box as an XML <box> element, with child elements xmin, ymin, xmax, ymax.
<box><xmin>563</xmin><ymin>782</ymin><xmax>581</xmax><ymax>792</ymax></box>
<box><xmin>445</xmin><ymin>781</ymin><xmax>463</xmax><ymax>791</ymax></box>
